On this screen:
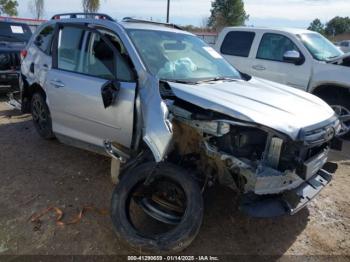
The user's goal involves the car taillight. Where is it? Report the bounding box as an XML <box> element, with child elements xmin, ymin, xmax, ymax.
<box><xmin>20</xmin><ymin>50</ymin><xmax>28</xmax><ymax>59</ymax></box>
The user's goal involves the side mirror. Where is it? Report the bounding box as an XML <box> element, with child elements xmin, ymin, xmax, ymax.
<box><xmin>101</xmin><ymin>80</ymin><xmax>120</xmax><ymax>108</ymax></box>
<box><xmin>283</xmin><ymin>50</ymin><xmax>303</xmax><ymax>65</ymax></box>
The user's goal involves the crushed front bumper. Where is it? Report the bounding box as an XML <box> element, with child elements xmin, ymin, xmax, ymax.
<box><xmin>240</xmin><ymin>164</ymin><xmax>336</xmax><ymax>218</ymax></box>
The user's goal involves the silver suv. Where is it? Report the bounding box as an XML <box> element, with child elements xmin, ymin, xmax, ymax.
<box><xmin>21</xmin><ymin>13</ymin><xmax>343</xmax><ymax>253</ymax></box>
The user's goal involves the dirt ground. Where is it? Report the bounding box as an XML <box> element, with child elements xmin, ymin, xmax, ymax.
<box><xmin>0</xmin><ymin>98</ymin><xmax>349</xmax><ymax>258</ymax></box>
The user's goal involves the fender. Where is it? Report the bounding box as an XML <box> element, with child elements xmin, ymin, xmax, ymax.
<box><xmin>139</xmin><ymin>74</ymin><xmax>173</xmax><ymax>162</ymax></box>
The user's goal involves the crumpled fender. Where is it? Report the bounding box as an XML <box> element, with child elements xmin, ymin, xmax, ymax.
<box><xmin>139</xmin><ymin>75</ymin><xmax>173</xmax><ymax>162</ymax></box>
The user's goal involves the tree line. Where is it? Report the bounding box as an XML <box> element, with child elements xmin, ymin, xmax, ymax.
<box><xmin>308</xmin><ymin>17</ymin><xmax>350</xmax><ymax>37</ymax></box>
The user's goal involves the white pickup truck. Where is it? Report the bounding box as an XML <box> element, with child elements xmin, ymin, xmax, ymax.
<box><xmin>215</xmin><ymin>27</ymin><xmax>350</xmax><ymax>124</ymax></box>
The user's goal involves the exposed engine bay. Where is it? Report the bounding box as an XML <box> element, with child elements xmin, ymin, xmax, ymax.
<box><xmin>160</xmin><ymin>81</ymin><xmax>340</xmax><ymax>196</ymax></box>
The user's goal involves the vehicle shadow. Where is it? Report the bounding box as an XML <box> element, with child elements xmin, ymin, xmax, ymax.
<box><xmin>185</xmin><ymin>186</ymin><xmax>309</xmax><ymax>256</ymax></box>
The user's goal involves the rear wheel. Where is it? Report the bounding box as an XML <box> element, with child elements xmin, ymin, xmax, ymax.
<box><xmin>111</xmin><ymin>162</ymin><xmax>203</xmax><ymax>253</ymax></box>
<box><xmin>31</xmin><ymin>93</ymin><xmax>55</xmax><ymax>140</ymax></box>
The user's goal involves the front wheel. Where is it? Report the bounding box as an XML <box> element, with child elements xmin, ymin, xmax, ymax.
<box><xmin>111</xmin><ymin>162</ymin><xmax>204</xmax><ymax>253</ymax></box>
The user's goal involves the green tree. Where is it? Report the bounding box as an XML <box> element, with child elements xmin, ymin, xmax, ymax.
<box><xmin>308</xmin><ymin>18</ymin><xmax>325</xmax><ymax>35</ymax></box>
<box><xmin>0</xmin><ymin>0</ymin><xmax>18</xmax><ymax>16</ymax></box>
<box><xmin>208</xmin><ymin>0</ymin><xmax>249</xmax><ymax>31</ymax></box>
<box><xmin>82</xmin><ymin>0</ymin><xmax>100</xmax><ymax>13</ymax></box>
<box><xmin>325</xmin><ymin>16</ymin><xmax>350</xmax><ymax>36</ymax></box>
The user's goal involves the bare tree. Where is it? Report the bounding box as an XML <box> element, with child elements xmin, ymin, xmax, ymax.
<box><xmin>82</xmin><ymin>0</ymin><xmax>100</xmax><ymax>13</ymax></box>
<box><xmin>29</xmin><ymin>0</ymin><xmax>44</xmax><ymax>19</ymax></box>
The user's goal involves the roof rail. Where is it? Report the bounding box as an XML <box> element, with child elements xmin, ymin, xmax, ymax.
<box><xmin>122</xmin><ymin>17</ymin><xmax>182</xmax><ymax>30</ymax></box>
<box><xmin>51</xmin><ymin>13</ymin><xmax>115</xmax><ymax>22</ymax></box>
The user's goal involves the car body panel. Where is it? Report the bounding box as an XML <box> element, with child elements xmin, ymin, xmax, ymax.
<box><xmin>139</xmin><ymin>75</ymin><xmax>173</xmax><ymax>162</ymax></box>
<box><xmin>46</xmin><ymin>69</ymin><xmax>136</xmax><ymax>148</ymax></box>
<box><xmin>168</xmin><ymin>77</ymin><xmax>335</xmax><ymax>140</ymax></box>
<box><xmin>309</xmin><ymin>57</ymin><xmax>350</xmax><ymax>92</ymax></box>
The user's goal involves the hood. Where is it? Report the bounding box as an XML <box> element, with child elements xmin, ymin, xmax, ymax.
<box><xmin>168</xmin><ymin>77</ymin><xmax>335</xmax><ymax>140</ymax></box>
<box><xmin>327</xmin><ymin>52</ymin><xmax>350</xmax><ymax>65</ymax></box>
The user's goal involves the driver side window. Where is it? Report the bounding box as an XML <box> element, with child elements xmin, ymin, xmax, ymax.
<box><xmin>257</xmin><ymin>33</ymin><xmax>299</xmax><ymax>62</ymax></box>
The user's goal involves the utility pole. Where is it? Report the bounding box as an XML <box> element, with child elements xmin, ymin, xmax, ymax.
<box><xmin>166</xmin><ymin>0</ymin><xmax>170</xmax><ymax>23</ymax></box>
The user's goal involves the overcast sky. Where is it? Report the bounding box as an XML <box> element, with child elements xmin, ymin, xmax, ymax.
<box><xmin>17</xmin><ymin>0</ymin><xmax>350</xmax><ymax>28</ymax></box>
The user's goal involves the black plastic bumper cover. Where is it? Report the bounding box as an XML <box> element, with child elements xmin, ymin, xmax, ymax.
<box><xmin>240</xmin><ymin>166</ymin><xmax>335</xmax><ymax>218</ymax></box>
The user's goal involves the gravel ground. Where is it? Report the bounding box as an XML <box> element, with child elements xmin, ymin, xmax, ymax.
<box><xmin>0</xmin><ymin>99</ymin><xmax>349</xmax><ymax>258</ymax></box>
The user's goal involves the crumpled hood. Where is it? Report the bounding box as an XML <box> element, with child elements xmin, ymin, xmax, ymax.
<box><xmin>168</xmin><ymin>77</ymin><xmax>335</xmax><ymax>140</ymax></box>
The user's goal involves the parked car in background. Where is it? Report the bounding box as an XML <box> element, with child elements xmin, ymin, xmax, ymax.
<box><xmin>0</xmin><ymin>20</ymin><xmax>32</xmax><ymax>94</ymax></box>
<box><xmin>338</xmin><ymin>40</ymin><xmax>350</xmax><ymax>53</ymax></box>
<box><xmin>195</xmin><ymin>31</ymin><xmax>217</xmax><ymax>46</ymax></box>
<box><xmin>215</xmin><ymin>27</ymin><xmax>350</xmax><ymax>131</ymax></box>
<box><xmin>20</xmin><ymin>14</ymin><xmax>342</xmax><ymax>253</ymax></box>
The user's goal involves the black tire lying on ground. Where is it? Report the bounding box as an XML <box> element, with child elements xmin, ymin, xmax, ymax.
<box><xmin>111</xmin><ymin>162</ymin><xmax>204</xmax><ymax>253</ymax></box>
<box><xmin>31</xmin><ymin>92</ymin><xmax>55</xmax><ymax>140</ymax></box>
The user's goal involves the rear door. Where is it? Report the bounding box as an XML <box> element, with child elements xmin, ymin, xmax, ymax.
<box><xmin>46</xmin><ymin>24</ymin><xmax>137</xmax><ymax>148</ymax></box>
<box><xmin>217</xmin><ymin>30</ymin><xmax>256</xmax><ymax>75</ymax></box>
<box><xmin>22</xmin><ymin>24</ymin><xmax>55</xmax><ymax>86</ymax></box>
<box><xmin>251</xmin><ymin>33</ymin><xmax>312</xmax><ymax>90</ymax></box>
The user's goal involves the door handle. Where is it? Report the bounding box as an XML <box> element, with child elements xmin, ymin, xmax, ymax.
<box><xmin>42</xmin><ymin>64</ymin><xmax>49</xmax><ymax>71</ymax></box>
<box><xmin>252</xmin><ymin>65</ymin><xmax>266</xmax><ymax>71</ymax></box>
<box><xmin>50</xmin><ymin>79</ymin><xmax>65</xmax><ymax>88</ymax></box>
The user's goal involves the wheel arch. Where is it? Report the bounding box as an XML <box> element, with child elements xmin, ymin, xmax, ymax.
<box><xmin>21</xmin><ymin>78</ymin><xmax>47</xmax><ymax>113</ymax></box>
<box><xmin>311</xmin><ymin>84</ymin><xmax>350</xmax><ymax>102</ymax></box>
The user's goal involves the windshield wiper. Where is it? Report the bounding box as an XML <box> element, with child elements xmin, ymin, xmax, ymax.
<box><xmin>161</xmin><ymin>79</ymin><xmax>196</xmax><ymax>84</ymax></box>
<box><xmin>195</xmin><ymin>77</ymin><xmax>238</xmax><ymax>84</ymax></box>
<box><xmin>326</xmin><ymin>55</ymin><xmax>342</xmax><ymax>62</ymax></box>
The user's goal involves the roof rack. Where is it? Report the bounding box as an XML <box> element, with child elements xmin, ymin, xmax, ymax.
<box><xmin>51</xmin><ymin>13</ymin><xmax>115</xmax><ymax>22</ymax></box>
<box><xmin>122</xmin><ymin>17</ymin><xmax>182</xmax><ymax>30</ymax></box>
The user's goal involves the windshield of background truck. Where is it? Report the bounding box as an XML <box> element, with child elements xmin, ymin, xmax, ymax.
<box><xmin>128</xmin><ymin>29</ymin><xmax>242</xmax><ymax>83</ymax></box>
<box><xmin>299</xmin><ymin>33</ymin><xmax>343</xmax><ymax>61</ymax></box>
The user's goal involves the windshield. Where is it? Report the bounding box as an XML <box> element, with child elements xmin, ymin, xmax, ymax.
<box><xmin>299</xmin><ymin>33</ymin><xmax>343</xmax><ymax>61</ymax></box>
<box><xmin>0</xmin><ymin>22</ymin><xmax>32</xmax><ymax>43</ymax></box>
<box><xmin>127</xmin><ymin>29</ymin><xmax>241</xmax><ymax>83</ymax></box>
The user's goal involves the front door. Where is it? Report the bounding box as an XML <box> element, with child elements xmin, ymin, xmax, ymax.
<box><xmin>251</xmin><ymin>33</ymin><xmax>312</xmax><ymax>90</ymax></box>
<box><xmin>46</xmin><ymin>24</ymin><xmax>136</xmax><ymax>148</ymax></box>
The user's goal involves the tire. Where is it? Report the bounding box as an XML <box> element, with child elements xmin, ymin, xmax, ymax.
<box><xmin>31</xmin><ymin>92</ymin><xmax>55</xmax><ymax>140</ymax></box>
<box><xmin>111</xmin><ymin>162</ymin><xmax>203</xmax><ymax>253</ymax></box>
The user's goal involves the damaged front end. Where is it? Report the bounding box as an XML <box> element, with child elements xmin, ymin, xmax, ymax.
<box><xmin>159</xmin><ymin>81</ymin><xmax>342</xmax><ymax>218</ymax></box>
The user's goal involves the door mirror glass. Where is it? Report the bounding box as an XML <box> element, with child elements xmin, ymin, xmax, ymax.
<box><xmin>283</xmin><ymin>50</ymin><xmax>303</xmax><ymax>64</ymax></box>
<box><xmin>101</xmin><ymin>80</ymin><xmax>120</xmax><ymax>108</ymax></box>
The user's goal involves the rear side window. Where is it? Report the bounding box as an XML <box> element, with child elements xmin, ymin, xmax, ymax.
<box><xmin>35</xmin><ymin>25</ymin><xmax>55</xmax><ymax>54</ymax></box>
<box><xmin>257</xmin><ymin>33</ymin><xmax>299</xmax><ymax>62</ymax></box>
<box><xmin>57</xmin><ymin>26</ymin><xmax>86</xmax><ymax>73</ymax></box>
<box><xmin>220</xmin><ymin>31</ymin><xmax>255</xmax><ymax>57</ymax></box>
